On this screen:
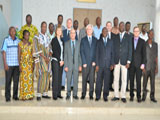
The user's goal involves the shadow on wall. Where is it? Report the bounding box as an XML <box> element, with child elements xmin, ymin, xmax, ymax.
<box><xmin>0</xmin><ymin>10</ymin><xmax>9</xmax><ymax>87</ymax></box>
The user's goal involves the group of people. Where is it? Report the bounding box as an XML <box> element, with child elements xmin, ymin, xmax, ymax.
<box><xmin>1</xmin><ymin>14</ymin><xmax>158</xmax><ymax>103</ymax></box>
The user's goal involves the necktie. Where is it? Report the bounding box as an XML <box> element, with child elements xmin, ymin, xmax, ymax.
<box><xmin>75</xmin><ymin>31</ymin><xmax>78</xmax><ymax>40</ymax></box>
<box><xmin>89</xmin><ymin>37</ymin><xmax>92</xmax><ymax>47</ymax></box>
<box><xmin>72</xmin><ymin>41</ymin><xmax>75</xmax><ymax>64</ymax></box>
<box><xmin>68</xmin><ymin>30</ymin><xmax>70</xmax><ymax>37</ymax></box>
<box><xmin>120</xmin><ymin>33</ymin><xmax>122</xmax><ymax>42</ymax></box>
<box><xmin>104</xmin><ymin>38</ymin><xmax>107</xmax><ymax>46</ymax></box>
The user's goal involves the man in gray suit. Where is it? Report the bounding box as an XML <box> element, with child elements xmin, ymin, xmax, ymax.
<box><xmin>79</xmin><ymin>18</ymin><xmax>89</xmax><ymax>41</ymax></box>
<box><xmin>64</xmin><ymin>29</ymin><xmax>82</xmax><ymax>100</ymax></box>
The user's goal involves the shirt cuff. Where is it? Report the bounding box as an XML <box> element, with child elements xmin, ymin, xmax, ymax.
<box><xmin>127</xmin><ymin>61</ymin><xmax>131</xmax><ymax>64</ymax></box>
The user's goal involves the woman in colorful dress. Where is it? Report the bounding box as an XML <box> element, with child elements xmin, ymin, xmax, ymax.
<box><xmin>18</xmin><ymin>30</ymin><xmax>34</xmax><ymax>100</ymax></box>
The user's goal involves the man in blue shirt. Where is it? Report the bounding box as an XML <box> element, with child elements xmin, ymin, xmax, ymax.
<box><xmin>93</xmin><ymin>17</ymin><xmax>103</xmax><ymax>40</ymax></box>
<box><xmin>1</xmin><ymin>27</ymin><xmax>20</xmax><ymax>102</ymax></box>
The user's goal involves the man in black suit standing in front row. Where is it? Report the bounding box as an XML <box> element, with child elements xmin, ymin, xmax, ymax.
<box><xmin>129</xmin><ymin>26</ymin><xmax>146</xmax><ymax>103</ymax></box>
<box><xmin>95</xmin><ymin>27</ymin><xmax>114</xmax><ymax>102</ymax></box>
<box><xmin>80</xmin><ymin>24</ymin><xmax>97</xmax><ymax>100</ymax></box>
<box><xmin>112</xmin><ymin>22</ymin><xmax>132</xmax><ymax>103</ymax></box>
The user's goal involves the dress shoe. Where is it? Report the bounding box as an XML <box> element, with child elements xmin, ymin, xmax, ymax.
<box><xmin>13</xmin><ymin>97</ymin><xmax>19</xmax><ymax>101</ymax></box>
<box><xmin>103</xmin><ymin>97</ymin><xmax>108</xmax><ymax>102</ymax></box>
<box><xmin>137</xmin><ymin>98</ymin><xmax>141</xmax><ymax>103</ymax></box>
<box><xmin>95</xmin><ymin>98</ymin><xmax>100</xmax><ymax>101</ymax></box>
<box><xmin>61</xmin><ymin>86</ymin><xmax>65</xmax><ymax>91</ymax></box>
<box><xmin>130</xmin><ymin>97</ymin><xmax>134</xmax><ymax>102</ymax></box>
<box><xmin>81</xmin><ymin>96</ymin><xmax>85</xmax><ymax>100</ymax></box>
<box><xmin>151</xmin><ymin>98</ymin><xmax>157</xmax><ymax>103</ymax></box>
<box><xmin>42</xmin><ymin>95</ymin><xmax>51</xmax><ymax>99</ymax></box>
<box><xmin>111</xmin><ymin>97</ymin><xmax>119</xmax><ymax>101</ymax></box>
<box><xmin>66</xmin><ymin>96</ymin><xmax>70</xmax><ymax>100</ymax></box>
<box><xmin>109</xmin><ymin>87</ymin><xmax>114</xmax><ymax>91</ymax></box>
<box><xmin>37</xmin><ymin>97</ymin><xmax>41</xmax><ymax>101</ymax></box>
<box><xmin>6</xmin><ymin>99</ymin><xmax>11</xmax><ymax>102</ymax></box>
<box><xmin>90</xmin><ymin>96</ymin><xmax>93</xmax><ymax>100</ymax></box>
<box><xmin>71</xmin><ymin>87</ymin><xmax>73</xmax><ymax>91</ymax></box>
<box><xmin>73</xmin><ymin>96</ymin><xmax>79</xmax><ymax>100</ymax></box>
<box><xmin>58</xmin><ymin>96</ymin><xmax>63</xmax><ymax>99</ymax></box>
<box><xmin>53</xmin><ymin>97</ymin><xmax>57</xmax><ymax>100</ymax></box>
<box><xmin>121</xmin><ymin>98</ymin><xmax>127</xmax><ymax>103</ymax></box>
<box><xmin>142</xmin><ymin>97</ymin><xmax>146</xmax><ymax>102</ymax></box>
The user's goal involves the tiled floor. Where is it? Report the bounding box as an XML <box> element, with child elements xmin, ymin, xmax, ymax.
<box><xmin>0</xmin><ymin>75</ymin><xmax>160</xmax><ymax>120</ymax></box>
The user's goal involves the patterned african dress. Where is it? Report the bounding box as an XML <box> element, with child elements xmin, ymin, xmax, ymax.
<box><xmin>19</xmin><ymin>24</ymin><xmax>38</xmax><ymax>43</ymax></box>
<box><xmin>33</xmin><ymin>33</ymin><xmax>52</xmax><ymax>97</ymax></box>
<box><xmin>19</xmin><ymin>41</ymin><xmax>34</xmax><ymax>100</ymax></box>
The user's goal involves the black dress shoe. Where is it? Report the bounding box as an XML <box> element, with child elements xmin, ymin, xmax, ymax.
<box><xmin>73</xmin><ymin>96</ymin><xmax>79</xmax><ymax>100</ymax></box>
<box><xmin>90</xmin><ymin>96</ymin><xmax>93</xmax><ymax>100</ymax></box>
<box><xmin>142</xmin><ymin>97</ymin><xmax>146</xmax><ymax>102</ymax></box>
<box><xmin>37</xmin><ymin>97</ymin><xmax>41</xmax><ymax>101</ymax></box>
<box><xmin>53</xmin><ymin>97</ymin><xmax>57</xmax><ymax>100</ymax></box>
<box><xmin>58</xmin><ymin>96</ymin><xmax>63</xmax><ymax>99</ymax></box>
<box><xmin>121</xmin><ymin>98</ymin><xmax>127</xmax><ymax>103</ymax></box>
<box><xmin>13</xmin><ymin>97</ymin><xmax>19</xmax><ymax>101</ymax></box>
<box><xmin>42</xmin><ymin>96</ymin><xmax>51</xmax><ymax>99</ymax></box>
<box><xmin>61</xmin><ymin>86</ymin><xmax>65</xmax><ymax>91</ymax></box>
<box><xmin>6</xmin><ymin>99</ymin><xmax>11</xmax><ymax>102</ymax></box>
<box><xmin>111</xmin><ymin>97</ymin><xmax>119</xmax><ymax>101</ymax></box>
<box><xmin>126</xmin><ymin>88</ymin><xmax>130</xmax><ymax>92</ymax></box>
<box><xmin>137</xmin><ymin>98</ymin><xmax>141</xmax><ymax>103</ymax></box>
<box><xmin>81</xmin><ymin>96</ymin><xmax>85</xmax><ymax>100</ymax></box>
<box><xmin>95</xmin><ymin>98</ymin><xmax>100</xmax><ymax>101</ymax></box>
<box><xmin>109</xmin><ymin>87</ymin><xmax>114</xmax><ymax>91</ymax></box>
<box><xmin>66</xmin><ymin>96</ymin><xmax>70</xmax><ymax>100</ymax></box>
<box><xmin>71</xmin><ymin>87</ymin><xmax>73</xmax><ymax>91</ymax></box>
<box><xmin>103</xmin><ymin>97</ymin><xmax>108</xmax><ymax>102</ymax></box>
<box><xmin>130</xmin><ymin>97</ymin><xmax>134</xmax><ymax>102</ymax></box>
<box><xmin>151</xmin><ymin>99</ymin><xmax>157</xmax><ymax>103</ymax></box>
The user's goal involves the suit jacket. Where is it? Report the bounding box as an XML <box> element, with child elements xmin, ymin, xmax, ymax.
<box><xmin>51</xmin><ymin>37</ymin><xmax>64</xmax><ymax>62</ymax></box>
<box><xmin>113</xmin><ymin>32</ymin><xmax>132</xmax><ymax>65</ymax></box>
<box><xmin>99</xmin><ymin>32</ymin><xmax>115</xmax><ymax>40</ymax></box>
<box><xmin>96</xmin><ymin>37</ymin><xmax>114</xmax><ymax>68</ymax></box>
<box><xmin>80</xmin><ymin>36</ymin><xmax>97</xmax><ymax>66</ymax></box>
<box><xmin>79</xmin><ymin>27</ymin><xmax>86</xmax><ymax>41</ymax></box>
<box><xmin>130</xmin><ymin>37</ymin><xmax>146</xmax><ymax>68</ymax></box>
<box><xmin>63</xmin><ymin>29</ymin><xmax>70</xmax><ymax>42</ymax></box>
<box><xmin>64</xmin><ymin>39</ymin><xmax>82</xmax><ymax>71</ymax></box>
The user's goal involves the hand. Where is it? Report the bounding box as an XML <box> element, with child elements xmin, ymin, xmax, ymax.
<box><xmin>155</xmin><ymin>67</ymin><xmax>158</xmax><ymax>74</ymax></box>
<box><xmin>79</xmin><ymin>66</ymin><xmax>82</xmax><ymax>72</ymax></box>
<box><xmin>60</xmin><ymin>61</ymin><xmax>64</xmax><ymax>67</ymax></box>
<box><xmin>64</xmin><ymin>67</ymin><xmax>68</xmax><ymax>72</ymax></box>
<box><xmin>142</xmin><ymin>68</ymin><xmax>146</xmax><ymax>73</ymax></box>
<box><xmin>45</xmin><ymin>57</ymin><xmax>50</xmax><ymax>64</ymax></box>
<box><xmin>39</xmin><ymin>53</ymin><xmax>42</xmax><ymax>56</ymax></box>
<box><xmin>96</xmin><ymin>66</ymin><xmax>99</xmax><ymax>72</ymax></box>
<box><xmin>83</xmin><ymin>64</ymin><xmax>87</xmax><ymax>68</ymax></box>
<box><xmin>126</xmin><ymin>63</ymin><xmax>130</xmax><ymax>69</ymax></box>
<box><xmin>92</xmin><ymin>62</ymin><xmax>96</xmax><ymax>66</ymax></box>
<box><xmin>140</xmin><ymin>64</ymin><xmax>145</xmax><ymax>70</ymax></box>
<box><xmin>110</xmin><ymin>65</ymin><xmax>114</xmax><ymax>70</ymax></box>
<box><xmin>4</xmin><ymin>64</ymin><xmax>9</xmax><ymax>71</ymax></box>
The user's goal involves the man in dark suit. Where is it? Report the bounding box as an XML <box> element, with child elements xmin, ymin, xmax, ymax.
<box><xmin>129</xmin><ymin>26</ymin><xmax>146</xmax><ymax>103</ymax></box>
<box><xmin>95</xmin><ymin>27</ymin><xmax>114</xmax><ymax>102</ymax></box>
<box><xmin>61</xmin><ymin>18</ymin><xmax>73</xmax><ymax>90</ymax></box>
<box><xmin>112</xmin><ymin>22</ymin><xmax>132</xmax><ymax>103</ymax></box>
<box><xmin>80</xmin><ymin>24</ymin><xmax>97</xmax><ymax>100</ymax></box>
<box><xmin>106</xmin><ymin>21</ymin><xmax>116</xmax><ymax>91</ymax></box>
<box><xmin>125</xmin><ymin>21</ymin><xmax>134</xmax><ymax>91</ymax></box>
<box><xmin>142</xmin><ymin>30</ymin><xmax>158</xmax><ymax>103</ymax></box>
